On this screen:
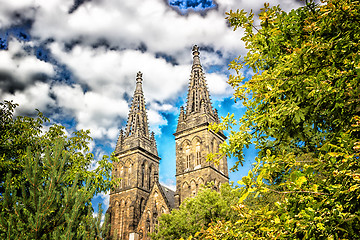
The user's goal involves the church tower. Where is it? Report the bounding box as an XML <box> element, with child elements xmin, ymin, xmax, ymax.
<box><xmin>108</xmin><ymin>72</ymin><xmax>160</xmax><ymax>240</ymax></box>
<box><xmin>174</xmin><ymin>45</ymin><xmax>229</xmax><ymax>207</ymax></box>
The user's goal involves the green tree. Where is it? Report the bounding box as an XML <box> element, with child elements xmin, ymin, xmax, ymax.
<box><xmin>199</xmin><ymin>0</ymin><xmax>360</xmax><ymax>239</ymax></box>
<box><xmin>151</xmin><ymin>184</ymin><xmax>241</xmax><ymax>240</ymax></box>
<box><xmin>0</xmin><ymin>101</ymin><xmax>114</xmax><ymax>195</ymax></box>
<box><xmin>0</xmin><ymin>101</ymin><xmax>116</xmax><ymax>239</ymax></box>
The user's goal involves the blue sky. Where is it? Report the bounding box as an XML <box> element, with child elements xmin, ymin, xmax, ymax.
<box><xmin>0</xmin><ymin>0</ymin><xmax>305</xmax><ymax>215</ymax></box>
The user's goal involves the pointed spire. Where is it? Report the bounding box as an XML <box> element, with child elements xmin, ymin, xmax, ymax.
<box><xmin>185</xmin><ymin>45</ymin><xmax>214</xmax><ymax>116</ymax></box>
<box><xmin>115</xmin><ymin>129</ymin><xmax>124</xmax><ymax>153</ymax></box>
<box><xmin>179</xmin><ymin>106</ymin><xmax>185</xmax><ymax>121</ymax></box>
<box><xmin>115</xmin><ymin>71</ymin><xmax>159</xmax><ymax>161</ymax></box>
<box><xmin>214</xmin><ymin>108</ymin><xmax>220</xmax><ymax>123</ymax></box>
<box><xmin>125</xmin><ymin>71</ymin><xmax>150</xmax><ymax>138</ymax></box>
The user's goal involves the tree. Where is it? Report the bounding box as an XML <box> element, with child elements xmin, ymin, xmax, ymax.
<box><xmin>151</xmin><ymin>183</ymin><xmax>241</xmax><ymax>240</ymax></box>
<box><xmin>199</xmin><ymin>0</ymin><xmax>360</xmax><ymax>239</ymax></box>
<box><xmin>0</xmin><ymin>101</ymin><xmax>116</xmax><ymax>239</ymax></box>
<box><xmin>0</xmin><ymin>101</ymin><xmax>114</xmax><ymax>195</ymax></box>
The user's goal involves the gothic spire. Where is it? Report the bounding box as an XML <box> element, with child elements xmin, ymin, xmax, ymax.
<box><xmin>125</xmin><ymin>71</ymin><xmax>150</xmax><ymax>138</ymax></box>
<box><xmin>185</xmin><ymin>45</ymin><xmax>214</xmax><ymax>116</ymax></box>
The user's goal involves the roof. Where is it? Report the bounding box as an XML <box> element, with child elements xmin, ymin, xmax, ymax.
<box><xmin>159</xmin><ymin>184</ymin><xmax>175</xmax><ymax>210</ymax></box>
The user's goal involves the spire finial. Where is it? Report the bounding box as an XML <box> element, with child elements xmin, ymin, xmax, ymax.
<box><xmin>136</xmin><ymin>71</ymin><xmax>143</xmax><ymax>83</ymax></box>
<box><xmin>192</xmin><ymin>45</ymin><xmax>199</xmax><ymax>55</ymax></box>
<box><xmin>192</xmin><ymin>45</ymin><xmax>200</xmax><ymax>66</ymax></box>
<box><xmin>135</xmin><ymin>71</ymin><xmax>143</xmax><ymax>92</ymax></box>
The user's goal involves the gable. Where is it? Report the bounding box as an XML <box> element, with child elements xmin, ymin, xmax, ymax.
<box><xmin>136</xmin><ymin>183</ymin><xmax>173</xmax><ymax>238</ymax></box>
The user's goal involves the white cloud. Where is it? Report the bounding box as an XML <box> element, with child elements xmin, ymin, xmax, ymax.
<box><xmin>52</xmin><ymin>83</ymin><xmax>129</xmax><ymax>139</ymax></box>
<box><xmin>160</xmin><ymin>179</ymin><xmax>176</xmax><ymax>191</ymax></box>
<box><xmin>2</xmin><ymin>82</ymin><xmax>55</xmax><ymax>116</ymax></box>
<box><xmin>207</xmin><ymin>72</ymin><xmax>233</xmax><ymax>96</ymax></box>
<box><xmin>147</xmin><ymin>108</ymin><xmax>168</xmax><ymax>135</ymax></box>
<box><xmin>50</xmin><ymin>43</ymin><xmax>190</xmax><ymax>101</ymax></box>
<box><xmin>0</xmin><ymin>38</ymin><xmax>55</xmax><ymax>86</ymax></box>
<box><xmin>0</xmin><ymin>39</ymin><xmax>55</xmax><ymax>115</ymax></box>
<box><xmin>0</xmin><ymin>0</ymin><xmax>36</xmax><ymax>28</ymax></box>
<box><xmin>150</xmin><ymin>102</ymin><xmax>176</xmax><ymax>112</ymax></box>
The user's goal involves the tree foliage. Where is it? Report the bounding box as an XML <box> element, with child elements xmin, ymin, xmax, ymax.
<box><xmin>200</xmin><ymin>0</ymin><xmax>360</xmax><ymax>239</ymax></box>
<box><xmin>0</xmin><ymin>101</ymin><xmax>115</xmax><ymax>239</ymax></box>
<box><xmin>0</xmin><ymin>101</ymin><xmax>114</xmax><ymax>195</ymax></box>
<box><xmin>151</xmin><ymin>184</ymin><xmax>241</xmax><ymax>240</ymax></box>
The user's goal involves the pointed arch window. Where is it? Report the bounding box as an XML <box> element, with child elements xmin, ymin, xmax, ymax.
<box><xmin>185</xmin><ymin>145</ymin><xmax>191</xmax><ymax>169</ymax></box>
<box><xmin>191</xmin><ymin>180</ymin><xmax>197</xmax><ymax>196</ymax></box>
<box><xmin>196</xmin><ymin>142</ymin><xmax>201</xmax><ymax>166</ymax></box>
<box><xmin>148</xmin><ymin>166</ymin><xmax>153</xmax><ymax>190</ymax></box>
<box><xmin>141</xmin><ymin>162</ymin><xmax>145</xmax><ymax>187</ymax></box>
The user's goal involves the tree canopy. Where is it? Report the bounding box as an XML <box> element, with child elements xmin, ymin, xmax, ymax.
<box><xmin>0</xmin><ymin>101</ymin><xmax>115</xmax><ymax>239</ymax></box>
<box><xmin>151</xmin><ymin>183</ymin><xmax>242</xmax><ymax>240</ymax></box>
<box><xmin>199</xmin><ymin>0</ymin><xmax>360</xmax><ymax>239</ymax></box>
<box><xmin>152</xmin><ymin>1</ymin><xmax>360</xmax><ymax>239</ymax></box>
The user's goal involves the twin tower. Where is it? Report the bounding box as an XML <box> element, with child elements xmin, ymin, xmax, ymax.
<box><xmin>107</xmin><ymin>46</ymin><xmax>229</xmax><ymax>240</ymax></box>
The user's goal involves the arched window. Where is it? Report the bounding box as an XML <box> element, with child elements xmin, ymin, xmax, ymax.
<box><xmin>148</xmin><ymin>166</ymin><xmax>153</xmax><ymax>190</ymax></box>
<box><xmin>153</xmin><ymin>211</ymin><xmax>158</xmax><ymax>227</ymax></box>
<box><xmin>161</xmin><ymin>206</ymin><xmax>166</xmax><ymax>214</ymax></box>
<box><xmin>190</xmin><ymin>180</ymin><xmax>197</xmax><ymax>196</ymax></box>
<box><xmin>119</xmin><ymin>178</ymin><xmax>123</xmax><ymax>188</ymax></box>
<box><xmin>196</xmin><ymin>142</ymin><xmax>201</xmax><ymax>166</ymax></box>
<box><xmin>198</xmin><ymin>178</ymin><xmax>204</xmax><ymax>189</ymax></box>
<box><xmin>114</xmin><ymin>201</ymin><xmax>120</xmax><ymax>231</ymax></box>
<box><xmin>120</xmin><ymin>200</ymin><xmax>125</xmax><ymax>238</ymax></box>
<box><xmin>141</xmin><ymin>162</ymin><xmax>145</xmax><ymax>187</ymax></box>
<box><xmin>185</xmin><ymin>145</ymin><xmax>191</xmax><ymax>169</ymax></box>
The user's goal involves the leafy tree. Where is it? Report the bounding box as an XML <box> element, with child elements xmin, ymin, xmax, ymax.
<box><xmin>1</xmin><ymin>140</ymin><xmax>93</xmax><ymax>239</ymax></box>
<box><xmin>0</xmin><ymin>100</ymin><xmax>114</xmax><ymax>195</ymax></box>
<box><xmin>151</xmin><ymin>183</ymin><xmax>241</xmax><ymax>240</ymax></box>
<box><xmin>0</xmin><ymin>101</ymin><xmax>116</xmax><ymax>239</ymax></box>
<box><xmin>199</xmin><ymin>0</ymin><xmax>360</xmax><ymax>239</ymax></box>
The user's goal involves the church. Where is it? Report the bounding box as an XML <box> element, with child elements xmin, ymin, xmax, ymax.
<box><xmin>107</xmin><ymin>45</ymin><xmax>229</xmax><ymax>240</ymax></box>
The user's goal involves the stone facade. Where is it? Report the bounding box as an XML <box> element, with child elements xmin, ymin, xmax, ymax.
<box><xmin>174</xmin><ymin>45</ymin><xmax>228</xmax><ymax>207</ymax></box>
<box><xmin>107</xmin><ymin>46</ymin><xmax>228</xmax><ymax>240</ymax></box>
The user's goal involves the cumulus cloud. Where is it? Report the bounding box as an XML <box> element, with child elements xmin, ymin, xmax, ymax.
<box><xmin>206</xmin><ymin>72</ymin><xmax>232</xmax><ymax>96</ymax></box>
<box><xmin>52</xmin><ymin>83</ymin><xmax>129</xmax><ymax>139</ymax></box>
<box><xmin>24</xmin><ymin>0</ymin><xmax>247</xmax><ymax>58</ymax></box>
<box><xmin>0</xmin><ymin>39</ymin><xmax>55</xmax><ymax>115</ymax></box>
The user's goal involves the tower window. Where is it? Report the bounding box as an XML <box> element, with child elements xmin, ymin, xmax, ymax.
<box><xmin>196</xmin><ymin>142</ymin><xmax>201</xmax><ymax>165</ymax></box>
<box><xmin>148</xmin><ymin>166</ymin><xmax>153</xmax><ymax>190</ymax></box>
<box><xmin>185</xmin><ymin>145</ymin><xmax>190</xmax><ymax>169</ymax></box>
<box><xmin>141</xmin><ymin>163</ymin><xmax>145</xmax><ymax>187</ymax></box>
